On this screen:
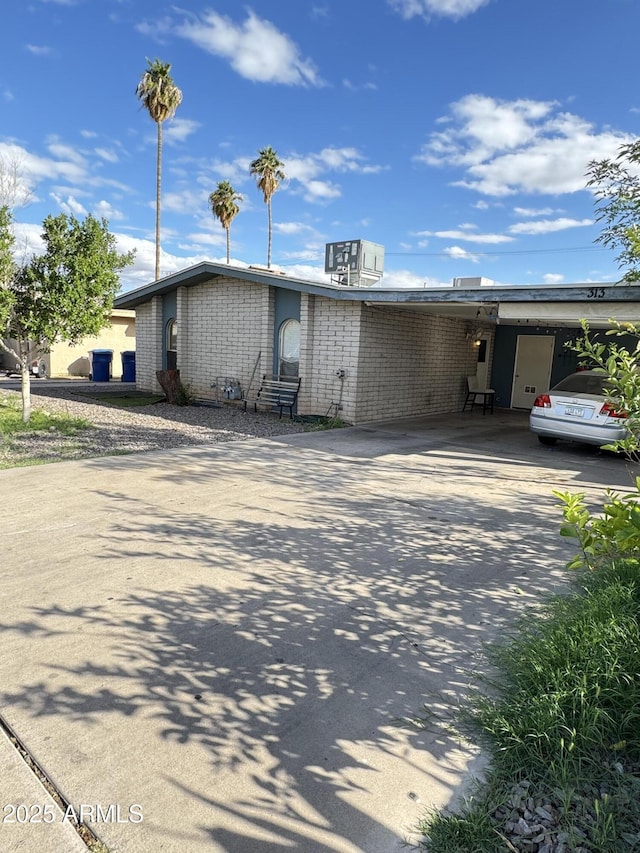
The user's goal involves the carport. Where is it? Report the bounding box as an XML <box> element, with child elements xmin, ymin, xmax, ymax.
<box><xmin>362</xmin><ymin>281</ymin><xmax>640</xmax><ymax>411</ymax></box>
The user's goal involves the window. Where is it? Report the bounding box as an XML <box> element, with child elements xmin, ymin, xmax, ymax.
<box><xmin>278</xmin><ymin>319</ymin><xmax>300</xmax><ymax>377</ymax></box>
<box><xmin>166</xmin><ymin>319</ymin><xmax>177</xmax><ymax>370</ymax></box>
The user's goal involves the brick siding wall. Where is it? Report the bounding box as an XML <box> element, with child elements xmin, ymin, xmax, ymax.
<box><xmin>178</xmin><ymin>277</ymin><xmax>269</xmax><ymax>401</ymax></box>
<box><xmin>133</xmin><ymin>276</ymin><xmax>493</xmax><ymax>422</ymax></box>
<box><xmin>134</xmin><ymin>297</ymin><xmax>162</xmax><ymax>392</ymax></box>
<box><xmin>353</xmin><ymin>306</ymin><xmax>485</xmax><ymax>423</ymax></box>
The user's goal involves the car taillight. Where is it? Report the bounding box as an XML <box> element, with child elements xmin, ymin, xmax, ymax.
<box><xmin>533</xmin><ymin>394</ymin><xmax>551</xmax><ymax>408</ymax></box>
<box><xmin>600</xmin><ymin>402</ymin><xmax>627</xmax><ymax>419</ymax></box>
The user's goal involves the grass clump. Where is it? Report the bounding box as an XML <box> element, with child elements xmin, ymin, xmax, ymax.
<box><xmin>76</xmin><ymin>391</ymin><xmax>165</xmax><ymax>408</ymax></box>
<box><xmin>417</xmin><ymin>560</ymin><xmax>640</xmax><ymax>852</ymax></box>
<box><xmin>0</xmin><ymin>394</ymin><xmax>94</xmax><ymax>468</ymax></box>
<box><xmin>0</xmin><ymin>396</ymin><xmax>92</xmax><ymax>436</ymax></box>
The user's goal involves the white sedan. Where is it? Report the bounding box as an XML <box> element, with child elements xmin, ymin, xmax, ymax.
<box><xmin>529</xmin><ymin>370</ymin><xmax>628</xmax><ymax>448</ymax></box>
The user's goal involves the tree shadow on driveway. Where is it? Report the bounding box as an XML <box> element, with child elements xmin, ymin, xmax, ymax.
<box><xmin>0</xmin><ymin>426</ymin><xmax>617</xmax><ymax>851</ymax></box>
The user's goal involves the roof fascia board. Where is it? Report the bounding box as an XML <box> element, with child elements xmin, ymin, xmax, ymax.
<box><xmin>114</xmin><ymin>262</ymin><xmax>640</xmax><ymax>309</ymax></box>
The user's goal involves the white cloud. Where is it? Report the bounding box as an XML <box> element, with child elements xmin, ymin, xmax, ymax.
<box><xmin>415</xmin><ymin>228</ymin><xmax>513</xmax><ymax>244</ymax></box>
<box><xmin>173</xmin><ymin>10</ymin><xmax>322</xmax><ymax>86</ymax></box>
<box><xmin>444</xmin><ymin>245</ymin><xmax>481</xmax><ymax>262</ymax></box>
<box><xmin>508</xmin><ymin>217</ymin><xmax>593</xmax><ymax>235</ymax></box>
<box><xmin>304</xmin><ymin>180</ymin><xmax>341</xmax><ymax>201</ymax></box>
<box><xmin>112</xmin><ymin>232</ymin><xmax>218</xmax><ymax>291</ymax></box>
<box><xmin>26</xmin><ymin>44</ymin><xmax>54</xmax><ymax>56</ymax></box>
<box><xmin>417</xmin><ymin>94</ymin><xmax>632</xmax><ymax>196</ymax></box>
<box><xmin>378</xmin><ymin>268</ymin><xmax>448</xmax><ymax>288</ymax></box>
<box><xmin>513</xmin><ymin>206</ymin><xmax>556</xmax><ymax>217</ymax></box>
<box><xmin>165</xmin><ymin>118</ymin><xmax>201</xmax><ymax>145</ymax></box>
<box><xmin>286</xmin><ymin>146</ymin><xmax>385</xmax><ymax>202</ymax></box>
<box><xmin>311</xmin><ymin>6</ymin><xmax>330</xmax><ymax>20</ymax></box>
<box><xmin>543</xmin><ymin>273</ymin><xmax>565</xmax><ymax>284</ymax></box>
<box><xmin>183</xmin><ymin>230</ymin><xmax>226</xmax><ymax>248</ymax></box>
<box><xmin>342</xmin><ymin>79</ymin><xmax>377</xmax><ymax>92</ymax></box>
<box><xmin>273</xmin><ymin>222</ymin><xmax>318</xmax><ymax>235</ymax></box>
<box><xmin>95</xmin><ymin>147</ymin><xmax>119</xmax><ymax>163</ymax></box>
<box><xmin>93</xmin><ymin>200</ymin><xmax>124</xmax><ymax>221</ymax></box>
<box><xmin>388</xmin><ymin>0</ymin><xmax>490</xmax><ymax>21</ymax></box>
<box><xmin>0</xmin><ymin>139</ymin><xmax>133</xmax><ymax>205</ymax></box>
<box><xmin>161</xmin><ymin>188</ymin><xmax>207</xmax><ymax>214</ymax></box>
<box><xmin>266</xmin><ymin>262</ymin><xmax>327</xmax><ymax>281</ymax></box>
<box><xmin>49</xmin><ymin>192</ymin><xmax>88</xmax><ymax>217</ymax></box>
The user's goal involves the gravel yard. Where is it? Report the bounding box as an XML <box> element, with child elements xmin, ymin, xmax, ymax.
<box><xmin>0</xmin><ymin>383</ymin><xmax>312</xmax><ymax>465</ymax></box>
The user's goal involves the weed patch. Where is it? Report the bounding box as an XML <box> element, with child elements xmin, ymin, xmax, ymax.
<box><xmin>75</xmin><ymin>391</ymin><xmax>166</xmax><ymax>408</ymax></box>
<box><xmin>417</xmin><ymin>561</ymin><xmax>640</xmax><ymax>851</ymax></box>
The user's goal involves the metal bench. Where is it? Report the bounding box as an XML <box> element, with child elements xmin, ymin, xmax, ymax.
<box><xmin>243</xmin><ymin>374</ymin><xmax>301</xmax><ymax>419</ymax></box>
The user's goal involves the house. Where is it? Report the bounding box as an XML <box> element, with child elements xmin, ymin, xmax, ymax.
<box><xmin>113</xmin><ymin>259</ymin><xmax>640</xmax><ymax>424</ymax></box>
<box><xmin>1</xmin><ymin>309</ymin><xmax>135</xmax><ymax>379</ymax></box>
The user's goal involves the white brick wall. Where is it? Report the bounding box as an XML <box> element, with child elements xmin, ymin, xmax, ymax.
<box><xmin>298</xmin><ymin>295</ymin><xmax>362</xmax><ymax>421</ymax></box>
<box><xmin>354</xmin><ymin>306</ymin><xmax>489</xmax><ymax>422</ymax></box>
<box><xmin>294</xmin><ymin>299</ymin><xmax>489</xmax><ymax>423</ymax></box>
<box><xmin>134</xmin><ymin>297</ymin><xmax>163</xmax><ymax>392</ymax></box>
<box><xmin>134</xmin><ymin>276</ymin><xmax>493</xmax><ymax>422</ymax></box>
<box><xmin>178</xmin><ymin>276</ymin><xmax>269</xmax><ymax>401</ymax></box>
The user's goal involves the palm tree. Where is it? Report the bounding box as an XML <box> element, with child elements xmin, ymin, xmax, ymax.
<box><xmin>208</xmin><ymin>181</ymin><xmax>242</xmax><ymax>264</ymax></box>
<box><xmin>135</xmin><ymin>58</ymin><xmax>183</xmax><ymax>280</ymax></box>
<box><xmin>249</xmin><ymin>146</ymin><xmax>285</xmax><ymax>268</ymax></box>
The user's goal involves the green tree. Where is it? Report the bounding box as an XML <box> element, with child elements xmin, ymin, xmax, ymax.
<box><xmin>249</xmin><ymin>146</ymin><xmax>285</xmax><ymax>268</ymax></box>
<box><xmin>566</xmin><ymin>318</ymin><xmax>640</xmax><ymax>460</ymax></box>
<box><xmin>135</xmin><ymin>58</ymin><xmax>183</xmax><ymax>281</ymax></box>
<box><xmin>0</xmin><ymin>205</ymin><xmax>15</xmax><ymax>290</ymax></box>
<box><xmin>208</xmin><ymin>181</ymin><xmax>242</xmax><ymax>264</ymax></box>
<box><xmin>0</xmin><ymin>213</ymin><xmax>134</xmax><ymax>422</ymax></box>
<box><xmin>587</xmin><ymin>139</ymin><xmax>640</xmax><ymax>282</ymax></box>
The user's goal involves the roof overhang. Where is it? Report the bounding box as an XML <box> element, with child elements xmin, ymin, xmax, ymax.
<box><xmin>114</xmin><ymin>262</ymin><xmax>640</xmax><ymax>328</ymax></box>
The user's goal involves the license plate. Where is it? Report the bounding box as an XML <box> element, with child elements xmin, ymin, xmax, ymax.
<box><xmin>564</xmin><ymin>405</ymin><xmax>584</xmax><ymax>417</ymax></box>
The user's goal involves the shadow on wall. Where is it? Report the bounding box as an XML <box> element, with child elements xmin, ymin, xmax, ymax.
<box><xmin>67</xmin><ymin>356</ymin><xmax>91</xmax><ymax>377</ymax></box>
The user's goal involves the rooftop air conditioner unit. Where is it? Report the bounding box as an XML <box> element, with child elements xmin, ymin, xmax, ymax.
<box><xmin>325</xmin><ymin>240</ymin><xmax>384</xmax><ymax>287</ymax></box>
<box><xmin>452</xmin><ymin>276</ymin><xmax>495</xmax><ymax>288</ymax></box>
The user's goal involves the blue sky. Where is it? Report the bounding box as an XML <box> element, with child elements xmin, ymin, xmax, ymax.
<box><xmin>1</xmin><ymin>0</ymin><xmax>638</xmax><ymax>291</ymax></box>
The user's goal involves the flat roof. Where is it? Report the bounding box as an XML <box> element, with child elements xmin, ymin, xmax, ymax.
<box><xmin>114</xmin><ymin>261</ymin><xmax>640</xmax><ymax>312</ymax></box>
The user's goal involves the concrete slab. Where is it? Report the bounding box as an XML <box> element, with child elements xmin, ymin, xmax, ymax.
<box><xmin>0</xmin><ymin>727</ymin><xmax>87</xmax><ymax>853</ymax></box>
<box><xmin>0</xmin><ymin>414</ymin><xmax>635</xmax><ymax>852</ymax></box>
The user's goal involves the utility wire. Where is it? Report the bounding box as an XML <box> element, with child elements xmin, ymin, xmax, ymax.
<box><xmin>275</xmin><ymin>245</ymin><xmax>606</xmax><ymax>266</ymax></box>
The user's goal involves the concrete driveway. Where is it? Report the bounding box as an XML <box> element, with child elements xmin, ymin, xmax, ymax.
<box><xmin>1</xmin><ymin>410</ymin><xmax>635</xmax><ymax>853</ymax></box>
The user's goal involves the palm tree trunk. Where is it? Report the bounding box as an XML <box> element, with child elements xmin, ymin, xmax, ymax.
<box><xmin>267</xmin><ymin>198</ymin><xmax>272</xmax><ymax>268</ymax></box>
<box><xmin>226</xmin><ymin>227</ymin><xmax>230</xmax><ymax>264</ymax></box>
<box><xmin>155</xmin><ymin>120</ymin><xmax>162</xmax><ymax>280</ymax></box>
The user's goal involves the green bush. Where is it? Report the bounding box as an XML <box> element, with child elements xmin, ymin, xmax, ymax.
<box><xmin>555</xmin><ymin>479</ymin><xmax>640</xmax><ymax>570</ymax></box>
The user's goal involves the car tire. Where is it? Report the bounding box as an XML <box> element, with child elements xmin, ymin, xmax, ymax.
<box><xmin>538</xmin><ymin>436</ymin><xmax>557</xmax><ymax>446</ymax></box>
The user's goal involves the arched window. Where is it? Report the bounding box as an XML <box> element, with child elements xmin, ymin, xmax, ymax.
<box><xmin>278</xmin><ymin>318</ymin><xmax>300</xmax><ymax>377</ymax></box>
<box><xmin>166</xmin><ymin>319</ymin><xmax>178</xmax><ymax>370</ymax></box>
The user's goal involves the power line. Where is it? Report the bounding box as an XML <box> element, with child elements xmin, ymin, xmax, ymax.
<box><xmin>386</xmin><ymin>246</ymin><xmax>606</xmax><ymax>258</ymax></box>
<box><xmin>275</xmin><ymin>245</ymin><xmax>607</xmax><ymax>266</ymax></box>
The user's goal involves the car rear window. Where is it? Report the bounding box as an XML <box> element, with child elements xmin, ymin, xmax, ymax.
<box><xmin>553</xmin><ymin>373</ymin><xmax>609</xmax><ymax>395</ymax></box>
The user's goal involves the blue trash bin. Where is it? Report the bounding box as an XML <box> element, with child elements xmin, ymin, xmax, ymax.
<box><xmin>90</xmin><ymin>349</ymin><xmax>113</xmax><ymax>382</ymax></box>
<box><xmin>121</xmin><ymin>351</ymin><xmax>136</xmax><ymax>383</ymax></box>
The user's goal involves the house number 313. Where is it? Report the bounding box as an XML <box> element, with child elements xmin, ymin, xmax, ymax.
<box><xmin>587</xmin><ymin>287</ymin><xmax>605</xmax><ymax>298</ymax></box>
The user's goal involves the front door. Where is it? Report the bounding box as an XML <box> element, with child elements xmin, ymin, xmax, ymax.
<box><xmin>511</xmin><ymin>335</ymin><xmax>555</xmax><ymax>408</ymax></box>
